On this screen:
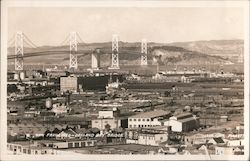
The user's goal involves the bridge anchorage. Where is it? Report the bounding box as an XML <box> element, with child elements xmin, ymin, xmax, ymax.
<box><xmin>238</xmin><ymin>47</ymin><xmax>243</xmax><ymax>63</ymax></box>
<box><xmin>91</xmin><ymin>48</ymin><xmax>101</xmax><ymax>70</ymax></box>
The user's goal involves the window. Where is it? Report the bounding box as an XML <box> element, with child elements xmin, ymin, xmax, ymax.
<box><xmin>129</xmin><ymin>119</ymin><xmax>132</xmax><ymax>121</ymax></box>
<box><xmin>9</xmin><ymin>145</ymin><xmax>13</xmax><ymax>150</ymax></box>
<box><xmin>160</xmin><ymin>137</ymin><xmax>163</xmax><ymax>140</ymax></box>
<box><xmin>142</xmin><ymin>119</ymin><xmax>145</xmax><ymax>121</ymax></box>
<box><xmin>147</xmin><ymin>119</ymin><xmax>150</xmax><ymax>121</ymax></box>
<box><xmin>95</xmin><ymin>121</ymin><xmax>99</xmax><ymax>123</ymax></box>
<box><xmin>35</xmin><ymin>151</ymin><xmax>38</xmax><ymax>154</ymax></box>
<box><xmin>75</xmin><ymin>142</ymin><xmax>80</xmax><ymax>148</ymax></box>
<box><xmin>81</xmin><ymin>142</ymin><xmax>85</xmax><ymax>147</ymax></box>
<box><xmin>138</xmin><ymin>119</ymin><xmax>141</xmax><ymax>121</ymax></box>
<box><xmin>87</xmin><ymin>141</ymin><xmax>92</xmax><ymax>146</ymax></box>
<box><xmin>134</xmin><ymin>125</ymin><xmax>136</xmax><ymax>128</ymax></box>
<box><xmin>138</xmin><ymin>125</ymin><xmax>141</xmax><ymax>127</ymax></box>
<box><xmin>134</xmin><ymin>119</ymin><xmax>136</xmax><ymax>121</ymax></box>
<box><xmin>142</xmin><ymin>125</ymin><xmax>144</xmax><ymax>127</ymax></box>
<box><xmin>68</xmin><ymin>142</ymin><xmax>73</xmax><ymax>148</ymax></box>
<box><xmin>129</xmin><ymin>125</ymin><xmax>132</xmax><ymax>128</ymax></box>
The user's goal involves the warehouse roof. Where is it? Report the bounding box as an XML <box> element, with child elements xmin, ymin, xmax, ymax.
<box><xmin>129</xmin><ymin>110</ymin><xmax>170</xmax><ymax>119</ymax></box>
<box><xmin>179</xmin><ymin>117</ymin><xmax>197</xmax><ymax>123</ymax></box>
<box><xmin>174</xmin><ymin>112</ymin><xmax>193</xmax><ymax>120</ymax></box>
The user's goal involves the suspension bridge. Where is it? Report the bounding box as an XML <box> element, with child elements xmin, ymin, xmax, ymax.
<box><xmin>7</xmin><ymin>32</ymin><xmax>149</xmax><ymax>71</ymax></box>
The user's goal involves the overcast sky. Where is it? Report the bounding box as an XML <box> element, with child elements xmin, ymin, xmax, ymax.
<box><xmin>8</xmin><ymin>7</ymin><xmax>244</xmax><ymax>46</ymax></box>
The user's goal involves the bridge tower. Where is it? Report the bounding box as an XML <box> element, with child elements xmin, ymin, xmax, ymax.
<box><xmin>69</xmin><ymin>32</ymin><xmax>78</xmax><ymax>69</ymax></box>
<box><xmin>141</xmin><ymin>39</ymin><xmax>148</xmax><ymax>66</ymax></box>
<box><xmin>109</xmin><ymin>34</ymin><xmax>120</xmax><ymax>69</ymax></box>
<box><xmin>15</xmin><ymin>32</ymin><xmax>24</xmax><ymax>71</ymax></box>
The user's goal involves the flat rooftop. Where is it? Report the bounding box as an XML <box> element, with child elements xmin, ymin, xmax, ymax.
<box><xmin>129</xmin><ymin>110</ymin><xmax>170</xmax><ymax>119</ymax></box>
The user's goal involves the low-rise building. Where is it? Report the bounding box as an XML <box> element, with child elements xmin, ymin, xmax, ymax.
<box><xmin>164</xmin><ymin>113</ymin><xmax>199</xmax><ymax>132</ymax></box>
<box><xmin>225</xmin><ymin>139</ymin><xmax>244</xmax><ymax>147</ymax></box>
<box><xmin>138</xmin><ymin>132</ymin><xmax>168</xmax><ymax>146</ymax></box>
<box><xmin>126</xmin><ymin>127</ymin><xmax>168</xmax><ymax>146</ymax></box>
<box><xmin>42</xmin><ymin>139</ymin><xmax>97</xmax><ymax>149</ymax></box>
<box><xmin>51</xmin><ymin>103</ymin><xmax>68</xmax><ymax>115</ymax></box>
<box><xmin>7</xmin><ymin>122</ymin><xmax>67</xmax><ymax>137</ymax></box>
<box><xmin>215</xmin><ymin>146</ymin><xmax>234</xmax><ymax>155</ymax></box>
<box><xmin>7</xmin><ymin>141</ymin><xmax>55</xmax><ymax>155</ymax></box>
<box><xmin>184</xmin><ymin>132</ymin><xmax>225</xmax><ymax>146</ymax></box>
<box><xmin>56</xmin><ymin>129</ymin><xmax>77</xmax><ymax>139</ymax></box>
<box><xmin>97</xmin><ymin>108</ymin><xmax>120</xmax><ymax>119</ymax></box>
<box><xmin>128</xmin><ymin>110</ymin><xmax>171</xmax><ymax>129</ymax></box>
<box><xmin>91</xmin><ymin>118</ymin><xmax>121</xmax><ymax>130</ymax></box>
<box><xmin>91</xmin><ymin>108</ymin><xmax>124</xmax><ymax>130</ymax></box>
<box><xmin>208</xmin><ymin>137</ymin><xmax>226</xmax><ymax>145</ymax></box>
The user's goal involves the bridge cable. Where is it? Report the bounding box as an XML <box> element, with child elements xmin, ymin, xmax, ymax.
<box><xmin>23</xmin><ymin>34</ymin><xmax>38</xmax><ymax>48</ymax></box>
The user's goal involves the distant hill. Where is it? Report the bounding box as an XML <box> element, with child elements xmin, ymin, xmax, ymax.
<box><xmin>169</xmin><ymin>39</ymin><xmax>243</xmax><ymax>58</ymax></box>
<box><xmin>7</xmin><ymin>39</ymin><xmax>243</xmax><ymax>66</ymax></box>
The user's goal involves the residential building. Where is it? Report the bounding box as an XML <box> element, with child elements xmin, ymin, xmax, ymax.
<box><xmin>56</xmin><ymin>129</ymin><xmax>77</xmax><ymax>139</ymax></box>
<box><xmin>208</xmin><ymin>137</ymin><xmax>226</xmax><ymax>145</ymax></box>
<box><xmin>7</xmin><ymin>122</ymin><xmax>67</xmax><ymax>137</ymax></box>
<box><xmin>184</xmin><ymin>132</ymin><xmax>225</xmax><ymax>146</ymax></box>
<box><xmin>51</xmin><ymin>103</ymin><xmax>68</xmax><ymax>115</ymax></box>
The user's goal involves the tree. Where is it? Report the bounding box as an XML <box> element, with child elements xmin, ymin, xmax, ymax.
<box><xmin>105</xmin><ymin>124</ymin><xmax>111</xmax><ymax>131</ymax></box>
<box><xmin>44</xmin><ymin>130</ymin><xmax>51</xmax><ymax>138</ymax></box>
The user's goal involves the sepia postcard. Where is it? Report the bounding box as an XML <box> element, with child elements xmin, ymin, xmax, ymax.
<box><xmin>0</xmin><ymin>0</ymin><xmax>249</xmax><ymax>160</ymax></box>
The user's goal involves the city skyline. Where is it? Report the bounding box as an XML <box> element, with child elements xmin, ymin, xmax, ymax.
<box><xmin>8</xmin><ymin>7</ymin><xmax>244</xmax><ymax>46</ymax></box>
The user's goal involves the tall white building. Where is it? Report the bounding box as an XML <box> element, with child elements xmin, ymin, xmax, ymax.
<box><xmin>60</xmin><ymin>76</ymin><xmax>78</xmax><ymax>92</ymax></box>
